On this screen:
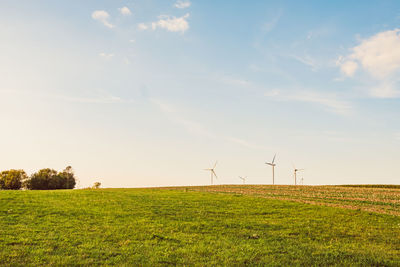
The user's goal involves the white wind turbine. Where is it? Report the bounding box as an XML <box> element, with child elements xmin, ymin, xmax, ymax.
<box><xmin>204</xmin><ymin>161</ymin><xmax>218</xmax><ymax>185</ymax></box>
<box><xmin>265</xmin><ymin>154</ymin><xmax>276</xmax><ymax>185</ymax></box>
<box><xmin>239</xmin><ymin>176</ymin><xmax>246</xmax><ymax>184</ymax></box>
<box><xmin>293</xmin><ymin>164</ymin><xmax>304</xmax><ymax>185</ymax></box>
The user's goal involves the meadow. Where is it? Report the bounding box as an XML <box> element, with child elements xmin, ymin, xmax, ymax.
<box><xmin>0</xmin><ymin>186</ymin><xmax>399</xmax><ymax>266</ymax></box>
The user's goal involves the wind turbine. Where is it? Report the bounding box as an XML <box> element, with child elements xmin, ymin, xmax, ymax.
<box><xmin>239</xmin><ymin>176</ymin><xmax>246</xmax><ymax>184</ymax></box>
<box><xmin>204</xmin><ymin>161</ymin><xmax>218</xmax><ymax>185</ymax></box>
<box><xmin>293</xmin><ymin>164</ymin><xmax>304</xmax><ymax>185</ymax></box>
<box><xmin>265</xmin><ymin>154</ymin><xmax>276</xmax><ymax>185</ymax></box>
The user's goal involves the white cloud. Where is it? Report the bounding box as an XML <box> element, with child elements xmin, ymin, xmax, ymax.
<box><xmin>337</xmin><ymin>58</ymin><xmax>358</xmax><ymax>77</ymax></box>
<box><xmin>264</xmin><ymin>89</ymin><xmax>352</xmax><ymax>115</ymax></box>
<box><xmin>174</xmin><ymin>0</ymin><xmax>191</xmax><ymax>9</ymax></box>
<box><xmin>137</xmin><ymin>23</ymin><xmax>148</xmax><ymax>30</ymax></box>
<box><xmin>349</xmin><ymin>29</ymin><xmax>400</xmax><ymax>78</ymax></box>
<box><xmin>119</xmin><ymin>7</ymin><xmax>132</xmax><ymax>16</ymax></box>
<box><xmin>337</xmin><ymin>29</ymin><xmax>400</xmax><ymax>98</ymax></box>
<box><xmin>151</xmin><ymin>13</ymin><xmax>190</xmax><ymax>33</ymax></box>
<box><xmin>370</xmin><ymin>81</ymin><xmax>400</xmax><ymax>98</ymax></box>
<box><xmin>92</xmin><ymin>10</ymin><xmax>114</xmax><ymax>29</ymax></box>
<box><xmin>99</xmin><ymin>53</ymin><xmax>114</xmax><ymax>59</ymax></box>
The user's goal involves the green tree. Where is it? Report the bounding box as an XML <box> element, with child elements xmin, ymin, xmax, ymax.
<box><xmin>0</xmin><ymin>170</ymin><xmax>27</xmax><ymax>190</ymax></box>
<box><xmin>26</xmin><ymin>168</ymin><xmax>58</xmax><ymax>190</ymax></box>
<box><xmin>26</xmin><ymin>167</ymin><xmax>76</xmax><ymax>190</ymax></box>
<box><xmin>58</xmin><ymin>166</ymin><xmax>76</xmax><ymax>189</ymax></box>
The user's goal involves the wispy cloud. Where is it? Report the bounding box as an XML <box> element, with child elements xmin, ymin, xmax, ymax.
<box><xmin>264</xmin><ymin>89</ymin><xmax>353</xmax><ymax>115</ymax></box>
<box><xmin>174</xmin><ymin>0</ymin><xmax>191</xmax><ymax>9</ymax></box>
<box><xmin>150</xmin><ymin>98</ymin><xmax>215</xmax><ymax>138</ymax></box>
<box><xmin>58</xmin><ymin>94</ymin><xmax>133</xmax><ymax>104</ymax></box>
<box><xmin>290</xmin><ymin>54</ymin><xmax>318</xmax><ymax>71</ymax></box>
<box><xmin>92</xmin><ymin>10</ymin><xmax>114</xmax><ymax>29</ymax></box>
<box><xmin>151</xmin><ymin>98</ymin><xmax>269</xmax><ymax>150</ymax></box>
<box><xmin>263</xmin><ymin>9</ymin><xmax>283</xmax><ymax>33</ymax></box>
<box><xmin>227</xmin><ymin>137</ymin><xmax>268</xmax><ymax>150</ymax></box>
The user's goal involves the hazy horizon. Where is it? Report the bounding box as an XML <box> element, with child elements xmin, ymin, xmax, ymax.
<box><xmin>1</xmin><ymin>0</ymin><xmax>400</xmax><ymax>188</ymax></box>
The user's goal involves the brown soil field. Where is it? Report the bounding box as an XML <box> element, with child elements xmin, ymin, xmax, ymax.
<box><xmin>164</xmin><ymin>185</ymin><xmax>400</xmax><ymax>216</ymax></box>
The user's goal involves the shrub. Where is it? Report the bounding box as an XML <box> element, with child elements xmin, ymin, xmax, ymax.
<box><xmin>93</xmin><ymin>182</ymin><xmax>101</xmax><ymax>189</ymax></box>
<box><xmin>25</xmin><ymin>166</ymin><xmax>76</xmax><ymax>190</ymax></box>
<box><xmin>0</xmin><ymin>170</ymin><xmax>27</xmax><ymax>190</ymax></box>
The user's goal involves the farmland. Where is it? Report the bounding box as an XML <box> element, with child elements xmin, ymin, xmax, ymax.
<box><xmin>181</xmin><ymin>184</ymin><xmax>400</xmax><ymax>215</ymax></box>
<box><xmin>0</xmin><ymin>186</ymin><xmax>400</xmax><ymax>265</ymax></box>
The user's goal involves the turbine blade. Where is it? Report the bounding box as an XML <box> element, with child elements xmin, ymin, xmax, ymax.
<box><xmin>213</xmin><ymin>161</ymin><xmax>218</xmax><ymax>169</ymax></box>
<box><xmin>212</xmin><ymin>170</ymin><xmax>218</xmax><ymax>179</ymax></box>
<box><xmin>272</xmin><ymin>153</ymin><xmax>276</xmax><ymax>164</ymax></box>
<box><xmin>266</xmin><ymin>163</ymin><xmax>273</xmax><ymax>166</ymax></box>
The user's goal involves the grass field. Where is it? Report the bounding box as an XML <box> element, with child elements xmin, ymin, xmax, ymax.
<box><xmin>1</xmin><ymin>186</ymin><xmax>400</xmax><ymax>266</ymax></box>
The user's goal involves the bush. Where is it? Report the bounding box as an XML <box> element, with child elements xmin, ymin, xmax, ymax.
<box><xmin>0</xmin><ymin>170</ymin><xmax>27</xmax><ymax>190</ymax></box>
<box><xmin>25</xmin><ymin>166</ymin><xmax>76</xmax><ymax>190</ymax></box>
<box><xmin>93</xmin><ymin>182</ymin><xmax>101</xmax><ymax>189</ymax></box>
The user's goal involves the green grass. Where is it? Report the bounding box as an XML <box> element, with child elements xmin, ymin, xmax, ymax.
<box><xmin>1</xmin><ymin>188</ymin><xmax>400</xmax><ymax>266</ymax></box>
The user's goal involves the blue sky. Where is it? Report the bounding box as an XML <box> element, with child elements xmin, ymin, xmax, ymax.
<box><xmin>1</xmin><ymin>1</ymin><xmax>400</xmax><ymax>187</ymax></box>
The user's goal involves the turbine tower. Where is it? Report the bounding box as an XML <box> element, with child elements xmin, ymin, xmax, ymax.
<box><xmin>265</xmin><ymin>154</ymin><xmax>276</xmax><ymax>185</ymax></box>
<box><xmin>204</xmin><ymin>161</ymin><xmax>218</xmax><ymax>185</ymax></box>
<box><xmin>239</xmin><ymin>176</ymin><xmax>246</xmax><ymax>184</ymax></box>
<box><xmin>293</xmin><ymin>165</ymin><xmax>304</xmax><ymax>185</ymax></box>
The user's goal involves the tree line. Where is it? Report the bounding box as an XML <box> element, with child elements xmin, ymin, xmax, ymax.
<box><xmin>0</xmin><ymin>166</ymin><xmax>76</xmax><ymax>190</ymax></box>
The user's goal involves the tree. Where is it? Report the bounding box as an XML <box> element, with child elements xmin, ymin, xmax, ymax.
<box><xmin>25</xmin><ymin>167</ymin><xmax>76</xmax><ymax>190</ymax></box>
<box><xmin>26</xmin><ymin>168</ymin><xmax>58</xmax><ymax>190</ymax></box>
<box><xmin>0</xmin><ymin>170</ymin><xmax>27</xmax><ymax>190</ymax></box>
<box><xmin>58</xmin><ymin>166</ymin><xmax>76</xmax><ymax>189</ymax></box>
<box><xmin>93</xmin><ymin>182</ymin><xmax>101</xmax><ymax>189</ymax></box>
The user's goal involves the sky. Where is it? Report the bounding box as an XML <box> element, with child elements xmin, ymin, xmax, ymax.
<box><xmin>1</xmin><ymin>0</ymin><xmax>400</xmax><ymax>188</ymax></box>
